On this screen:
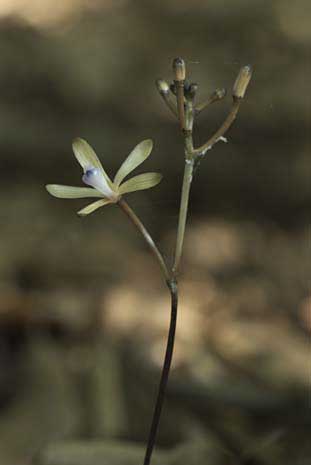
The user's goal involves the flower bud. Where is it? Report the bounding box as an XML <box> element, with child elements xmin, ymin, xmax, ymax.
<box><xmin>172</xmin><ymin>57</ymin><xmax>186</xmax><ymax>81</ymax></box>
<box><xmin>232</xmin><ymin>65</ymin><xmax>252</xmax><ymax>99</ymax></box>
<box><xmin>183</xmin><ymin>79</ymin><xmax>191</xmax><ymax>92</ymax></box>
<box><xmin>170</xmin><ymin>82</ymin><xmax>177</xmax><ymax>95</ymax></box>
<box><xmin>214</xmin><ymin>88</ymin><xmax>226</xmax><ymax>99</ymax></box>
<box><xmin>156</xmin><ymin>79</ymin><xmax>170</xmax><ymax>94</ymax></box>
<box><xmin>186</xmin><ymin>82</ymin><xmax>198</xmax><ymax>100</ymax></box>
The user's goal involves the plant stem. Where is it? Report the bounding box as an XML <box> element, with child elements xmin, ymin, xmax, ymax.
<box><xmin>117</xmin><ymin>198</ymin><xmax>178</xmax><ymax>465</ymax></box>
<box><xmin>195</xmin><ymin>88</ymin><xmax>227</xmax><ymax>114</ymax></box>
<box><xmin>119</xmin><ymin>62</ymin><xmax>245</xmax><ymax>465</ymax></box>
<box><xmin>173</xmin><ymin>158</ymin><xmax>194</xmax><ymax>274</ymax></box>
<box><xmin>140</xmin><ymin>81</ymin><xmax>196</xmax><ymax>464</ymax></box>
<box><xmin>118</xmin><ymin>198</ymin><xmax>170</xmax><ymax>283</ymax></box>
<box><xmin>194</xmin><ymin>99</ymin><xmax>241</xmax><ymax>155</ymax></box>
<box><xmin>175</xmin><ymin>81</ymin><xmax>185</xmax><ymax>131</ymax></box>
<box><xmin>159</xmin><ymin>92</ymin><xmax>178</xmax><ymax>117</ymax></box>
<box><xmin>172</xmin><ymin>93</ymin><xmax>195</xmax><ymax>275</ymax></box>
<box><xmin>142</xmin><ymin>279</ymin><xmax>178</xmax><ymax>465</ymax></box>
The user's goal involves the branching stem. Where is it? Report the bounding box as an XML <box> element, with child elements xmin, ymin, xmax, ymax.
<box><xmin>117</xmin><ymin>199</ymin><xmax>178</xmax><ymax>465</ymax></box>
<box><xmin>195</xmin><ymin>87</ymin><xmax>227</xmax><ymax>114</ymax></box>
<box><xmin>118</xmin><ymin>198</ymin><xmax>170</xmax><ymax>283</ymax></box>
<box><xmin>194</xmin><ymin>98</ymin><xmax>241</xmax><ymax>155</ymax></box>
<box><xmin>118</xmin><ymin>61</ymin><xmax>247</xmax><ymax>465</ymax></box>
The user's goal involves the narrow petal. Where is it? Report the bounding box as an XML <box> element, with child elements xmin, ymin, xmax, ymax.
<box><xmin>46</xmin><ymin>184</ymin><xmax>103</xmax><ymax>199</ymax></box>
<box><xmin>119</xmin><ymin>172</ymin><xmax>162</xmax><ymax>195</ymax></box>
<box><xmin>114</xmin><ymin>139</ymin><xmax>153</xmax><ymax>187</ymax></box>
<box><xmin>72</xmin><ymin>138</ymin><xmax>112</xmax><ymax>186</ymax></box>
<box><xmin>77</xmin><ymin>199</ymin><xmax>112</xmax><ymax>216</ymax></box>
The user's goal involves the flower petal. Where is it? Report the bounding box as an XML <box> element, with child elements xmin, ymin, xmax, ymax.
<box><xmin>46</xmin><ymin>184</ymin><xmax>103</xmax><ymax>199</ymax></box>
<box><xmin>118</xmin><ymin>172</ymin><xmax>163</xmax><ymax>195</ymax></box>
<box><xmin>77</xmin><ymin>199</ymin><xmax>112</xmax><ymax>216</ymax></box>
<box><xmin>114</xmin><ymin>139</ymin><xmax>153</xmax><ymax>187</ymax></box>
<box><xmin>72</xmin><ymin>138</ymin><xmax>112</xmax><ymax>185</ymax></box>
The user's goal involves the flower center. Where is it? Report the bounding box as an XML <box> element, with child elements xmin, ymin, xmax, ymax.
<box><xmin>82</xmin><ymin>168</ymin><xmax>115</xmax><ymax>198</ymax></box>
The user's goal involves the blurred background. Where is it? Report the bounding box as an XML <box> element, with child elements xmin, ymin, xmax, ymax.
<box><xmin>0</xmin><ymin>1</ymin><xmax>310</xmax><ymax>464</ymax></box>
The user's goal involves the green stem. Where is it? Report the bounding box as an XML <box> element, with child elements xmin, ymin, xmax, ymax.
<box><xmin>173</xmin><ymin>157</ymin><xmax>194</xmax><ymax>275</ymax></box>
<box><xmin>194</xmin><ymin>99</ymin><xmax>241</xmax><ymax>155</ymax></box>
<box><xmin>175</xmin><ymin>81</ymin><xmax>185</xmax><ymax>131</ymax></box>
<box><xmin>195</xmin><ymin>88</ymin><xmax>227</xmax><ymax>114</ymax></box>
<box><xmin>172</xmin><ymin>94</ymin><xmax>195</xmax><ymax>275</ymax></box>
<box><xmin>117</xmin><ymin>199</ymin><xmax>178</xmax><ymax>465</ymax></box>
<box><xmin>142</xmin><ymin>280</ymin><xmax>178</xmax><ymax>465</ymax></box>
<box><xmin>118</xmin><ymin>199</ymin><xmax>170</xmax><ymax>283</ymax></box>
<box><xmin>159</xmin><ymin>92</ymin><xmax>178</xmax><ymax>118</ymax></box>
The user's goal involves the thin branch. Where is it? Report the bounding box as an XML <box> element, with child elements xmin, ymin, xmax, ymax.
<box><xmin>155</xmin><ymin>80</ymin><xmax>178</xmax><ymax>118</ymax></box>
<box><xmin>193</xmin><ymin>98</ymin><xmax>241</xmax><ymax>155</ymax></box>
<box><xmin>176</xmin><ymin>81</ymin><xmax>186</xmax><ymax>131</ymax></box>
<box><xmin>195</xmin><ymin>88</ymin><xmax>227</xmax><ymax>114</ymax></box>
<box><xmin>117</xmin><ymin>198</ymin><xmax>170</xmax><ymax>283</ymax></box>
<box><xmin>159</xmin><ymin>92</ymin><xmax>178</xmax><ymax>117</ymax></box>
<box><xmin>117</xmin><ymin>198</ymin><xmax>178</xmax><ymax>465</ymax></box>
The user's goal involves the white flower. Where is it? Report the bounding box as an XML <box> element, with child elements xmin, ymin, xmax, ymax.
<box><xmin>46</xmin><ymin>138</ymin><xmax>162</xmax><ymax>216</ymax></box>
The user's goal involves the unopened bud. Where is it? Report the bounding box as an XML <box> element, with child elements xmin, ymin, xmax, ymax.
<box><xmin>170</xmin><ymin>82</ymin><xmax>177</xmax><ymax>95</ymax></box>
<box><xmin>186</xmin><ymin>82</ymin><xmax>198</xmax><ymax>100</ymax></box>
<box><xmin>214</xmin><ymin>88</ymin><xmax>226</xmax><ymax>99</ymax></box>
<box><xmin>173</xmin><ymin>57</ymin><xmax>186</xmax><ymax>81</ymax></box>
<box><xmin>233</xmin><ymin>65</ymin><xmax>252</xmax><ymax>99</ymax></box>
<box><xmin>207</xmin><ymin>88</ymin><xmax>226</xmax><ymax>104</ymax></box>
<box><xmin>183</xmin><ymin>79</ymin><xmax>191</xmax><ymax>92</ymax></box>
<box><xmin>156</xmin><ymin>79</ymin><xmax>170</xmax><ymax>94</ymax></box>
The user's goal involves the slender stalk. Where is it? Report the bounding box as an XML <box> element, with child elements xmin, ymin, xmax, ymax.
<box><xmin>155</xmin><ymin>80</ymin><xmax>178</xmax><ymax>118</ymax></box>
<box><xmin>172</xmin><ymin>92</ymin><xmax>195</xmax><ymax>275</ymax></box>
<box><xmin>195</xmin><ymin>88</ymin><xmax>227</xmax><ymax>114</ymax></box>
<box><xmin>194</xmin><ymin>99</ymin><xmax>241</xmax><ymax>155</ymax></box>
<box><xmin>159</xmin><ymin>92</ymin><xmax>178</xmax><ymax>118</ymax></box>
<box><xmin>117</xmin><ymin>198</ymin><xmax>178</xmax><ymax>465</ymax></box>
<box><xmin>173</xmin><ymin>159</ymin><xmax>194</xmax><ymax>274</ymax></box>
<box><xmin>118</xmin><ymin>198</ymin><xmax>170</xmax><ymax>283</ymax></box>
<box><xmin>176</xmin><ymin>81</ymin><xmax>185</xmax><ymax>131</ymax></box>
<box><xmin>143</xmin><ymin>280</ymin><xmax>178</xmax><ymax>465</ymax></box>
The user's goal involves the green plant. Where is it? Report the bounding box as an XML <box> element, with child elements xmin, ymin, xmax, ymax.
<box><xmin>46</xmin><ymin>57</ymin><xmax>252</xmax><ymax>465</ymax></box>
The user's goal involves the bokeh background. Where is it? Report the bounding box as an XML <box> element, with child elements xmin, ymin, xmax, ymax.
<box><xmin>0</xmin><ymin>1</ymin><xmax>310</xmax><ymax>464</ymax></box>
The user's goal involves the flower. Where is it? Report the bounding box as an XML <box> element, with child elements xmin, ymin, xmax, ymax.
<box><xmin>46</xmin><ymin>138</ymin><xmax>162</xmax><ymax>216</ymax></box>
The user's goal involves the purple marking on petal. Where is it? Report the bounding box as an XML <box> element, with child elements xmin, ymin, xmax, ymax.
<box><xmin>86</xmin><ymin>168</ymin><xmax>98</xmax><ymax>177</ymax></box>
<box><xmin>82</xmin><ymin>168</ymin><xmax>99</xmax><ymax>187</ymax></box>
<box><xmin>82</xmin><ymin>167</ymin><xmax>115</xmax><ymax>198</ymax></box>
